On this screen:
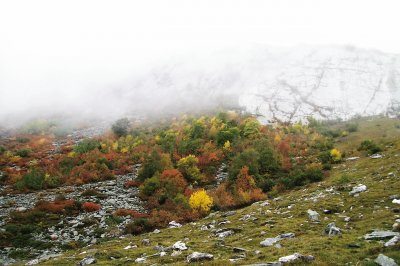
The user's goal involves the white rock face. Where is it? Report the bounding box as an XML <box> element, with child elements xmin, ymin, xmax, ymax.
<box><xmin>238</xmin><ymin>46</ymin><xmax>400</xmax><ymax>122</ymax></box>
<box><xmin>138</xmin><ymin>45</ymin><xmax>399</xmax><ymax>123</ymax></box>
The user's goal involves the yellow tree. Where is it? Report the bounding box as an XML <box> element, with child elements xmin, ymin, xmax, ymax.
<box><xmin>189</xmin><ymin>189</ymin><xmax>213</xmax><ymax>214</ymax></box>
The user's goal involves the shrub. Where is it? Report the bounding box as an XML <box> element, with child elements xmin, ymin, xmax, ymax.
<box><xmin>138</xmin><ymin>151</ymin><xmax>163</xmax><ymax>181</ymax></box>
<box><xmin>330</xmin><ymin>148</ymin><xmax>342</xmax><ymax>162</ymax></box>
<box><xmin>159</xmin><ymin>169</ymin><xmax>187</xmax><ymax>196</ymax></box>
<box><xmin>358</xmin><ymin>140</ymin><xmax>382</xmax><ymax>155</ymax></box>
<box><xmin>80</xmin><ymin>189</ymin><xmax>107</xmax><ymax>199</ymax></box>
<box><xmin>16</xmin><ymin>149</ymin><xmax>31</xmax><ymax>158</ymax></box>
<box><xmin>125</xmin><ymin>218</ymin><xmax>153</xmax><ymax>235</ymax></box>
<box><xmin>35</xmin><ymin>199</ymin><xmax>76</xmax><ymax>214</ymax></box>
<box><xmin>189</xmin><ymin>189</ymin><xmax>213</xmax><ymax>214</ymax></box>
<box><xmin>345</xmin><ymin>123</ymin><xmax>358</xmax><ymax>132</ymax></box>
<box><xmin>140</xmin><ymin>175</ymin><xmax>161</xmax><ymax>197</ymax></box>
<box><xmin>124</xmin><ymin>180</ymin><xmax>142</xmax><ymax>188</ymax></box>
<box><xmin>210</xmin><ymin>183</ymin><xmax>235</xmax><ymax>210</ymax></box>
<box><xmin>148</xmin><ymin>209</ymin><xmax>178</xmax><ymax>227</ymax></box>
<box><xmin>73</xmin><ymin>139</ymin><xmax>100</xmax><ymax>154</ymax></box>
<box><xmin>15</xmin><ymin>169</ymin><xmax>44</xmax><ymax>190</ymax></box>
<box><xmin>177</xmin><ymin>155</ymin><xmax>201</xmax><ymax>182</ymax></box>
<box><xmin>0</xmin><ymin>145</ymin><xmax>6</xmax><ymax>154</ymax></box>
<box><xmin>112</xmin><ymin>118</ymin><xmax>130</xmax><ymax>137</ymax></box>
<box><xmin>113</xmin><ymin>209</ymin><xmax>148</xmax><ymax>218</ymax></box>
<box><xmin>82</xmin><ymin>202</ymin><xmax>101</xmax><ymax>212</ymax></box>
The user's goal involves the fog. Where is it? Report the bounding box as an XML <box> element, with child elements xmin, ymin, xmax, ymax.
<box><xmin>1</xmin><ymin>0</ymin><xmax>400</xmax><ymax>127</ymax></box>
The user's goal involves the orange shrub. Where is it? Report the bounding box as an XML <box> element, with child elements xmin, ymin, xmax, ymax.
<box><xmin>82</xmin><ymin>202</ymin><xmax>101</xmax><ymax>212</ymax></box>
<box><xmin>124</xmin><ymin>180</ymin><xmax>142</xmax><ymax>188</ymax></box>
<box><xmin>210</xmin><ymin>183</ymin><xmax>235</xmax><ymax>210</ymax></box>
<box><xmin>148</xmin><ymin>209</ymin><xmax>179</xmax><ymax>227</ymax></box>
<box><xmin>159</xmin><ymin>169</ymin><xmax>187</xmax><ymax>195</ymax></box>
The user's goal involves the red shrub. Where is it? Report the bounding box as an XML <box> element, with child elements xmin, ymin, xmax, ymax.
<box><xmin>113</xmin><ymin>208</ymin><xmax>148</xmax><ymax>218</ymax></box>
<box><xmin>36</xmin><ymin>199</ymin><xmax>76</xmax><ymax>214</ymax></box>
<box><xmin>82</xmin><ymin>202</ymin><xmax>101</xmax><ymax>212</ymax></box>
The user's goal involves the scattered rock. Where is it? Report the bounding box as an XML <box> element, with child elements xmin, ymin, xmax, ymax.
<box><xmin>222</xmin><ymin>210</ymin><xmax>236</xmax><ymax>217</ymax></box>
<box><xmin>260</xmin><ymin>233</ymin><xmax>295</xmax><ymax>247</ymax></box>
<box><xmin>346</xmin><ymin>157</ymin><xmax>360</xmax><ymax>161</ymax></box>
<box><xmin>135</xmin><ymin>257</ymin><xmax>146</xmax><ymax>263</ymax></box>
<box><xmin>26</xmin><ymin>259</ymin><xmax>39</xmax><ymax>265</ymax></box>
<box><xmin>393</xmin><ymin>199</ymin><xmax>400</xmax><ymax>205</ymax></box>
<box><xmin>123</xmin><ymin>243</ymin><xmax>137</xmax><ymax>250</ymax></box>
<box><xmin>260</xmin><ymin>237</ymin><xmax>281</xmax><ymax>247</ymax></box>
<box><xmin>374</xmin><ymin>254</ymin><xmax>398</xmax><ymax>266</ymax></box>
<box><xmin>384</xmin><ymin>236</ymin><xmax>400</xmax><ymax>247</ymax></box>
<box><xmin>216</xmin><ymin>230</ymin><xmax>234</xmax><ymax>238</ymax></box>
<box><xmin>187</xmin><ymin>252</ymin><xmax>214</xmax><ymax>263</ymax></box>
<box><xmin>278</xmin><ymin>253</ymin><xmax>314</xmax><ymax>264</ymax></box>
<box><xmin>168</xmin><ymin>221</ymin><xmax>182</xmax><ymax>228</ymax></box>
<box><xmin>325</xmin><ymin>223</ymin><xmax>341</xmax><ymax>236</ymax></box>
<box><xmin>171</xmin><ymin>250</ymin><xmax>182</xmax><ymax>256</ymax></box>
<box><xmin>349</xmin><ymin>184</ymin><xmax>367</xmax><ymax>195</ymax></box>
<box><xmin>233</xmin><ymin>247</ymin><xmax>247</xmax><ymax>253</ymax></box>
<box><xmin>172</xmin><ymin>241</ymin><xmax>188</xmax><ymax>250</ymax></box>
<box><xmin>370</xmin><ymin>154</ymin><xmax>383</xmax><ymax>159</ymax></box>
<box><xmin>77</xmin><ymin>256</ymin><xmax>96</xmax><ymax>265</ymax></box>
<box><xmin>348</xmin><ymin>243</ymin><xmax>361</xmax><ymax>248</ymax></box>
<box><xmin>141</xmin><ymin>239</ymin><xmax>150</xmax><ymax>246</ymax></box>
<box><xmin>307</xmin><ymin>209</ymin><xmax>320</xmax><ymax>222</ymax></box>
<box><xmin>16</xmin><ymin>207</ymin><xmax>27</xmax><ymax>212</ymax></box>
<box><xmin>364</xmin><ymin>231</ymin><xmax>400</xmax><ymax>240</ymax></box>
<box><xmin>153</xmin><ymin>229</ymin><xmax>161</xmax><ymax>234</ymax></box>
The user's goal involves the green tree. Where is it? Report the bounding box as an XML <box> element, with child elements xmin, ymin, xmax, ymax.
<box><xmin>112</xmin><ymin>118</ymin><xmax>130</xmax><ymax>137</ymax></box>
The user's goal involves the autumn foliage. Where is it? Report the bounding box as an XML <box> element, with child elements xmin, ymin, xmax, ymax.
<box><xmin>82</xmin><ymin>202</ymin><xmax>101</xmax><ymax>212</ymax></box>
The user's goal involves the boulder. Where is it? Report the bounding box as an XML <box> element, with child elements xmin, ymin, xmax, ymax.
<box><xmin>260</xmin><ymin>237</ymin><xmax>281</xmax><ymax>247</ymax></box>
<box><xmin>141</xmin><ymin>239</ymin><xmax>150</xmax><ymax>246</ymax></box>
<box><xmin>364</xmin><ymin>231</ymin><xmax>400</xmax><ymax>240</ymax></box>
<box><xmin>384</xmin><ymin>236</ymin><xmax>400</xmax><ymax>247</ymax></box>
<box><xmin>172</xmin><ymin>241</ymin><xmax>188</xmax><ymax>250</ymax></box>
<box><xmin>375</xmin><ymin>254</ymin><xmax>398</xmax><ymax>266</ymax></box>
<box><xmin>216</xmin><ymin>230</ymin><xmax>234</xmax><ymax>238</ymax></box>
<box><xmin>278</xmin><ymin>253</ymin><xmax>314</xmax><ymax>264</ymax></box>
<box><xmin>349</xmin><ymin>184</ymin><xmax>367</xmax><ymax>195</ymax></box>
<box><xmin>135</xmin><ymin>257</ymin><xmax>146</xmax><ymax>263</ymax></box>
<box><xmin>77</xmin><ymin>256</ymin><xmax>96</xmax><ymax>265</ymax></box>
<box><xmin>307</xmin><ymin>210</ymin><xmax>320</xmax><ymax>222</ymax></box>
<box><xmin>187</xmin><ymin>252</ymin><xmax>214</xmax><ymax>263</ymax></box>
<box><xmin>260</xmin><ymin>233</ymin><xmax>295</xmax><ymax>247</ymax></box>
<box><xmin>325</xmin><ymin>223</ymin><xmax>341</xmax><ymax>236</ymax></box>
<box><xmin>26</xmin><ymin>259</ymin><xmax>39</xmax><ymax>265</ymax></box>
<box><xmin>168</xmin><ymin>221</ymin><xmax>182</xmax><ymax>228</ymax></box>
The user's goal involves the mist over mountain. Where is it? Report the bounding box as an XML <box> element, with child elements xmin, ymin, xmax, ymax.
<box><xmin>1</xmin><ymin>45</ymin><xmax>399</xmax><ymax>126</ymax></box>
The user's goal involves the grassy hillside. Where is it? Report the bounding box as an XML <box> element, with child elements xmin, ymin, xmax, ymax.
<box><xmin>36</xmin><ymin>117</ymin><xmax>400</xmax><ymax>265</ymax></box>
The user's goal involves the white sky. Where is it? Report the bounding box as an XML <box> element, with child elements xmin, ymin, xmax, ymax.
<box><xmin>0</xmin><ymin>0</ymin><xmax>399</xmax><ymax>122</ymax></box>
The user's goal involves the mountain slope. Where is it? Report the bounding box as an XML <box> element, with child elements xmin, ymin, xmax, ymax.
<box><xmin>38</xmin><ymin>117</ymin><xmax>400</xmax><ymax>265</ymax></box>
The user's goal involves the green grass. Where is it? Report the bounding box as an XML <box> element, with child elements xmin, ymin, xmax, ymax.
<box><xmin>35</xmin><ymin>117</ymin><xmax>400</xmax><ymax>265</ymax></box>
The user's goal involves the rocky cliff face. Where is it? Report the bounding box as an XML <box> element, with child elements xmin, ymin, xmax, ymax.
<box><xmin>238</xmin><ymin>46</ymin><xmax>400</xmax><ymax>122</ymax></box>
<box><xmin>126</xmin><ymin>45</ymin><xmax>400</xmax><ymax>122</ymax></box>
